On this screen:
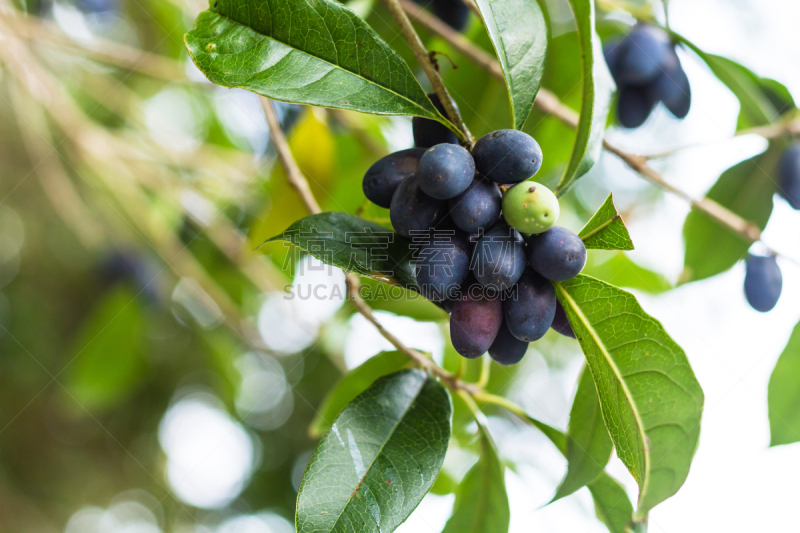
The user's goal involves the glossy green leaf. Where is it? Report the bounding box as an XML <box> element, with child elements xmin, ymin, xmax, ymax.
<box><xmin>769</xmin><ymin>321</ymin><xmax>800</xmax><ymax>446</ymax></box>
<box><xmin>555</xmin><ymin>0</ymin><xmax>615</xmax><ymax>195</ymax></box>
<box><xmin>588</xmin><ymin>470</ymin><xmax>637</xmax><ymax>533</ymax></box>
<box><xmin>441</xmin><ymin>422</ymin><xmax>509</xmax><ymax>533</ymax></box>
<box><xmin>674</xmin><ymin>35</ymin><xmax>793</xmax><ymax>129</ymax></box>
<box><xmin>681</xmin><ymin>148</ymin><xmax>780</xmax><ymax>283</ymax></box>
<box><xmin>584</xmin><ymin>252</ymin><xmax>672</xmax><ymax>295</ymax></box>
<box><xmin>66</xmin><ymin>287</ymin><xmax>145</xmax><ymax>412</ymax></box>
<box><xmin>185</xmin><ymin>0</ymin><xmax>450</xmax><ymax>126</ymax></box>
<box><xmin>263</xmin><ymin>212</ymin><xmax>416</xmax><ymax>289</ymax></box>
<box><xmin>474</xmin><ymin>0</ymin><xmax>548</xmax><ymax>130</ymax></box>
<box><xmin>579</xmin><ymin>194</ymin><xmax>634</xmax><ymax>251</ymax></box>
<box><xmin>555</xmin><ymin>275</ymin><xmax>704</xmax><ymax>515</ymax></box>
<box><xmin>309</xmin><ymin>351</ymin><xmax>410</xmax><ymax>438</ymax></box>
<box><xmin>521</xmin><ymin>412</ymin><xmax>634</xmax><ymax>532</ymax></box>
<box><xmin>527</xmin><ymin>32</ymin><xmax>580</xmax><ymax>180</ymax></box>
<box><xmin>552</xmin><ymin>365</ymin><xmax>613</xmax><ymax>502</ymax></box>
<box><xmin>296</xmin><ymin>369</ymin><xmax>452</xmax><ymax>533</ymax></box>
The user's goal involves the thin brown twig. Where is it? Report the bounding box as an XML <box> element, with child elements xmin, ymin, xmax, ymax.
<box><xmin>260</xmin><ymin>97</ymin><xmax>322</xmax><ymax>214</ymax></box>
<box><xmin>8</xmin><ymin>13</ymin><xmax>184</xmax><ymax>81</ymax></box>
<box><xmin>401</xmin><ymin>0</ymin><xmax>501</xmax><ymax>76</ymax></box>
<box><xmin>461</xmin><ymin>0</ymin><xmax>482</xmax><ymax>20</ymax></box>
<box><xmin>9</xmin><ymin>83</ymin><xmax>107</xmax><ymax>249</ymax></box>
<box><xmin>383</xmin><ymin>0</ymin><xmax>474</xmax><ymax>146</ymax></box>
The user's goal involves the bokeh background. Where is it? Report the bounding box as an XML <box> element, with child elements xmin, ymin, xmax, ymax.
<box><xmin>1</xmin><ymin>0</ymin><xmax>799</xmax><ymax>532</ymax></box>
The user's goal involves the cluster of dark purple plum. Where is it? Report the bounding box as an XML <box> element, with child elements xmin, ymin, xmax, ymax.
<box><xmin>362</xmin><ymin>95</ymin><xmax>587</xmax><ymax>365</ymax></box>
<box><xmin>604</xmin><ymin>24</ymin><xmax>691</xmax><ymax>128</ymax></box>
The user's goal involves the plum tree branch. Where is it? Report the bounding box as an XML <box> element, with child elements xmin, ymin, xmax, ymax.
<box><xmin>398</xmin><ymin>0</ymin><xmax>773</xmax><ymax>250</ymax></box>
<box><xmin>260</xmin><ymin>98</ymin><xmax>322</xmax><ymax>215</ymax></box>
<box><xmin>383</xmin><ymin>0</ymin><xmax>474</xmax><ymax>146</ymax></box>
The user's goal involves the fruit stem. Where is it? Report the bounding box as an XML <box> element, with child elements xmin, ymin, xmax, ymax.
<box><xmin>457</xmin><ymin>389</ymin><xmax>490</xmax><ymax>429</ymax></box>
<box><xmin>383</xmin><ymin>0</ymin><xmax>474</xmax><ymax>146</ymax></box>
<box><xmin>476</xmin><ymin>355</ymin><xmax>491</xmax><ymax>389</ymax></box>
<box><xmin>472</xmin><ymin>390</ymin><xmax>528</xmax><ymax>419</ymax></box>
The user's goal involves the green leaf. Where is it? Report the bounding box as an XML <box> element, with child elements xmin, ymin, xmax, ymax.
<box><xmin>681</xmin><ymin>148</ymin><xmax>780</xmax><ymax>283</ymax></box>
<box><xmin>521</xmin><ymin>412</ymin><xmax>634</xmax><ymax>532</ymax></box>
<box><xmin>579</xmin><ymin>193</ymin><xmax>634</xmax><ymax>251</ymax></box>
<box><xmin>759</xmin><ymin>77</ymin><xmax>796</xmax><ymax>116</ymax></box>
<box><xmin>768</xmin><ymin>321</ymin><xmax>800</xmax><ymax>446</ymax></box>
<box><xmin>474</xmin><ymin>0</ymin><xmax>548</xmax><ymax>130</ymax></box>
<box><xmin>185</xmin><ymin>1</ymin><xmax>449</xmax><ymax>126</ymax></box>
<box><xmin>588</xmin><ymin>470</ymin><xmax>637</xmax><ymax>533</ymax></box>
<box><xmin>66</xmin><ymin>287</ymin><xmax>146</xmax><ymax>412</ymax></box>
<box><xmin>263</xmin><ymin>212</ymin><xmax>417</xmax><ymax>289</ymax></box>
<box><xmin>674</xmin><ymin>35</ymin><xmax>787</xmax><ymax>130</ymax></box>
<box><xmin>552</xmin><ymin>365</ymin><xmax>613</xmax><ymax>502</ymax></box>
<box><xmin>429</xmin><ymin>469</ymin><xmax>458</xmax><ymax>495</ymax></box>
<box><xmin>554</xmin><ymin>274</ymin><xmax>704</xmax><ymax>515</ymax></box>
<box><xmin>309</xmin><ymin>351</ymin><xmax>410</xmax><ymax>438</ymax></box>
<box><xmin>441</xmin><ymin>423</ymin><xmax>509</xmax><ymax>533</ymax></box>
<box><xmin>296</xmin><ymin>369</ymin><xmax>452</xmax><ymax>533</ymax></box>
<box><xmin>555</xmin><ymin>0</ymin><xmax>615</xmax><ymax>195</ymax></box>
<box><xmin>584</xmin><ymin>252</ymin><xmax>672</xmax><ymax>295</ymax></box>
<box><xmin>527</xmin><ymin>33</ymin><xmax>581</xmax><ymax>180</ymax></box>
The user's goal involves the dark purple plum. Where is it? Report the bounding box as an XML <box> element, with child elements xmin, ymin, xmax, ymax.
<box><xmin>417</xmin><ymin>144</ymin><xmax>475</xmax><ymax>200</ymax></box>
<box><xmin>414</xmin><ymin>232</ymin><xmax>472</xmax><ymax>301</ymax></box>
<box><xmin>779</xmin><ymin>143</ymin><xmax>800</xmax><ymax>210</ymax></box>
<box><xmin>551</xmin><ymin>299</ymin><xmax>576</xmax><ymax>339</ymax></box>
<box><xmin>99</xmin><ymin>251</ymin><xmax>159</xmax><ymax>303</ymax></box>
<box><xmin>432</xmin><ymin>0</ymin><xmax>470</xmax><ymax>31</ymax></box>
<box><xmin>411</xmin><ymin>0</ymin><xmax>470</xmax><ymax>32</ymax></box>
<box><xmin>449</xmin><ymin>179</ymin><xmax>502</xmax><ymax>233</ymax></box>
<box><xmin>650</xmin><ymin>49</ymin><xmax>691</xmax><ymax>119</ymax></box>
<box><xmin>472</xmin><ymin>130</ymin><xmax>543</xmax><ymax>184</ymax></box>
<box><xmin>363</xmin><ymin>148</ymin><xmax>426</xmax><ymax>208</ymax></box>
<box><xmin>617</xmin><ymin>85</ymin><xmax>657</xmax><ymax>128</ymax></box>
<box><xmin>603</xmin><ymin>37</ymin><xmax>626</xmax><ymax>82</ymax></box>
<box><xmin>471</xmin><ymin>224</ymin><xmax>526</xmax><ymax>291</ymax></box>
<box><xmin>76</xmin><ymin>0</ymin><xmax>117</xmax><ymax>14</ymax></box>
<box><xmin>389</xmin><ymin>175</ymin><xmax>448</xmax><ymax>238</ymax></box>
<box><xmin>616</xmin><ymin>24</ymin><xmax>671</xmax><ymax>85</ymax></box>
<box><xmin>413</xmin><ymin>93</ymin><xmax>459</xmax><ymax>148</ymax></box>
<box><xmin>744</xmin><ymin>255</ymin><xmax>782</xmax><ymax>312</ymax></box>
<box><xmin>488</xmin><ymin>322</ymin><xmax>529</xmax><ymax>366</ymax></box>
<box><xmin>528</xmin><ymin>227</ymin><xmax>587</xmax><ymax>281</ymax></box>
<box><xmin>450</xmin><ymin>290</ymin><xmax>503</xmax><ymax>358</ymax></box>
<box><xmin>503</xmin><ymin>271</ymin><xmax>556</xmax><ymax>342</ymax></box>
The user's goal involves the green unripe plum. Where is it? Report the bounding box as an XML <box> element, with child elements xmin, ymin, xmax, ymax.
<box><xmin>502</xmin><ymin>181</ymin><xmax>559</xmax><ymax>234</ymax></box>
